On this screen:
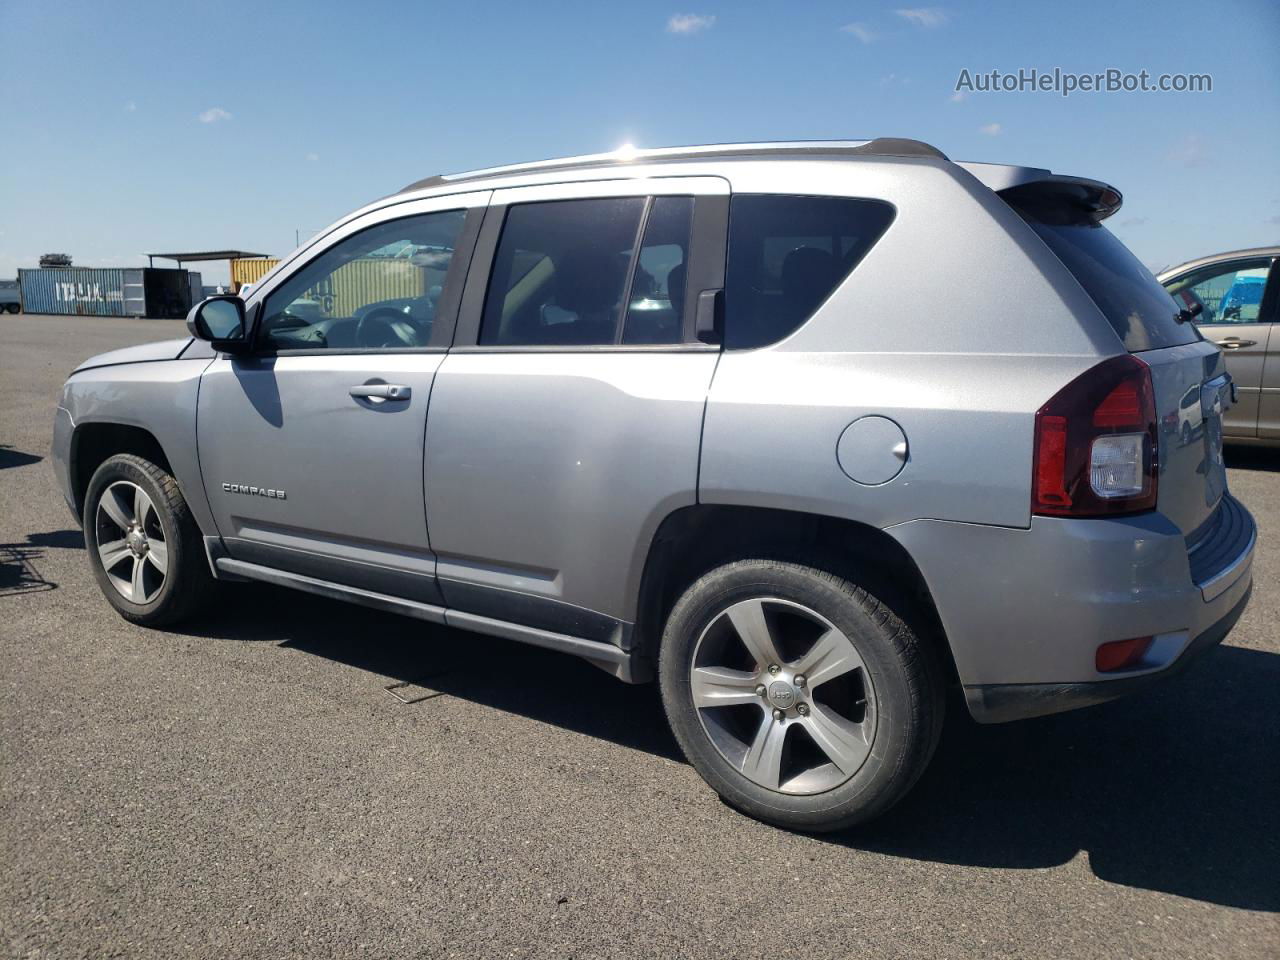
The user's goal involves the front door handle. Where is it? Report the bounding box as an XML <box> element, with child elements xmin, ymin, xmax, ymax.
<box><xmin>1214</xmin><ymin>338</ymin><xmax>1256</xmax><ymax>349</ymax></box>
<box><xmin>349</xmin><ymin>383</ymin><xmax>411</xmax><ymax>401</ymax></box>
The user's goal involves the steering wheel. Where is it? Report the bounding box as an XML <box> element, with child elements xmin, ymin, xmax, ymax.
<box><xmin>356</xmin><ymin>308</ymin><xmax>420</xmax><ymax>348</ymax></box>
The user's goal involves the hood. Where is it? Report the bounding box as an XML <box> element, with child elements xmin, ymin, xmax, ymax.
<box><xmin>72</xmin><ymin>337</ymin><xmax>195</xmax><ymax>374</ymax></box>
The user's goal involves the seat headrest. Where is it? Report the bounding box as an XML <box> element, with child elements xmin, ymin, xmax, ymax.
<box><xmin>556</xmin><ymin>247</ymin><xmax>628</xmax><ymax>315</ymax></box>
<box><xmin>781</xmin><ymin>247</ymin><xmax>839</xmax><ymax>317</ymax></box>
<box><xmin>666</xmin><ymin>262</ymin><xmax>687</xmax><ymax>319</ymax></box>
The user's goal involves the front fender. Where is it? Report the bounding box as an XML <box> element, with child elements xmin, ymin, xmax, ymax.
<box><xmin>58</xmin><ymin>357</ymin><xmax>217</xmax><ymax>536</ymax></box>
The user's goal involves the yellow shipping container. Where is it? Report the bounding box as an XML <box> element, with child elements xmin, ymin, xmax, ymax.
<box><xmin>230</xmin><ymin>257</ymin><xmax>281</xmax><ymax>291</ymax></box>
<box><xmin>312</xmin><ymin>258</ymin><xmax>427</xmax><ymax>317</ymax></box>
<box><xmin>231</xmin><ymin>255</ymin><xmax>433</xmax><ymax>314</ymax></box>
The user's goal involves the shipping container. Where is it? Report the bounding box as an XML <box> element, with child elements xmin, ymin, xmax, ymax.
<box><xmin>187</xmin><ymin>272</ymin><xmax>203</xmax><ymax>313</ymax></box>
<box><xmin>19</xmin><ymin>268</ymin><xmax>126</xmax><ymax>316</ymax></box>
<box><xmin>19</xmin><ymin>267</ymin><xmax>201</xmax><ymax>318</ymax></box>
<box><xmin>321</xmin><ymin>257</ymin><xmax>428</xmax><ymax>318</ymax></box>
<box><xmin>231</xmin><ymin>257</ymin><xmax>280</xmax><ymax>292</ymax></box>
<box><xmin>122</xmin><ymin>270</ymin><xmax>145</xmax><ymax>317</ymax></box>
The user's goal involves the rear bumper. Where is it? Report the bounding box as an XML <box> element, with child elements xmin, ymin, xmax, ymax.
<box><xmin>888</xmin><ymin>496</ymin><xmax>1256</xmax><ymax>723</ymax></box>
<box><xmin>962</xmin><ymin>583</ymin><xmax>1251</xmax><ymax>722</ymax></box>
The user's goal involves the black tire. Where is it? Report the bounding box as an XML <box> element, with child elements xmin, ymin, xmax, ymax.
<box><xmin>659</xmin><ymin>558</ymin><xmax>944</xmax><ymax>832</ymax></box>
<box><xmin>83</xmin><ymin>453</ymin><xmax>215</xmax><ymax>627</ymax></box>
<box><xmin>5</xmin><ymin>303</ymin><xmax>19</xmax><ymax>314</ymax></box>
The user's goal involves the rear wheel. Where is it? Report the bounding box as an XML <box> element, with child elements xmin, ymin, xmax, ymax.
<box><xmin>84</xmin><ymin>454</ymin><xmax>214</xmax><ymax>626</ymax></box>
<box><xmin>659</xmin><ymin>559</ymin><xmax>944</xmax><ymax>831</ymax></box>
<box><xmin>5</xmin><ymin>303</ymin><xmax>19</xmax><ymax>314</ymax></box>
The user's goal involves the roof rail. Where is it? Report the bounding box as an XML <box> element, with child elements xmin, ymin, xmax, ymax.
<box><xmin>398</xmin><ymin>137</ymin><xmax>948</xmax><ymax>194</ymax></box>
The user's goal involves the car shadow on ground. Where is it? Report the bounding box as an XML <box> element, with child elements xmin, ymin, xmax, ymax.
<box><xmin>185</xmin><ymin>582</ymin><xmax>1278</xmax><ymax>913</ymax></box>
<box><xmin>1226</xmin><ymin>445</ymin><xmax>1279</xmax><ymax>472</ymax></box>
<box><xmin>0</xmin><ymin>445</ymin><xmax>43</xmax><ymax>471</ymax></box>
<box><xmin>0</xmin><ymin>529</ymin><xmax>82</xmax><ymax>596</ymax></box>
<box><xmin>841</xmin><ymin>643</ymin><xmax>1280</xmax><ymax>912</ymax></box>
<box><xmin>182</xmin><ymin>583</ymin><xmax>682</xmax><ymax>761</ymax></box>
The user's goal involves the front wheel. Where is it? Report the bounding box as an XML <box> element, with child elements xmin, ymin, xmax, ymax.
<box><xmin>659</xmin><ymin>559</ymin><xmax>944</xmax><ymax>831</ymax></box>
<box><xmin>84</xmin><ymin>453</ymin><xmax>214</xmax><ymax>626</ymax></box>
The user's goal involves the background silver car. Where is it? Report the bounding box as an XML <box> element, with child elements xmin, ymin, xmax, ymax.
<box><xmin>52</xmin><ymin>139</ymin><xmax>1256</xmax><ymax>830</ymax></box>
<box><xmin>1159</xmin><ymin>246</ymin><xmax>1280</xmax><ymax>446</ymax></box>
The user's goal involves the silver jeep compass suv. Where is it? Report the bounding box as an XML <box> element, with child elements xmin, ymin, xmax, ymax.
<box><xmin>52</xmin><ymin>139</ymin><xmax>1256</xmax><ymax>830</ymax></box>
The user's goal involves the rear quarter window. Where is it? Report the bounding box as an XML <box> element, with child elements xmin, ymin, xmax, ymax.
<box><xmin>1015</xmin><ymin>211</ymin><xmax>1200</xmax><ymax>352</ymax></box>
<box><xmin>724</xmin><ymin>195</ymin><xmax>895</xmax><ymax>349</ymax></box>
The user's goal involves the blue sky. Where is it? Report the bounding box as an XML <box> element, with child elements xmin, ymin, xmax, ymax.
<box><xmin>2</xmin><ymin>0</ymin><xmax>1276</xmax><ymax>284</ymax></box>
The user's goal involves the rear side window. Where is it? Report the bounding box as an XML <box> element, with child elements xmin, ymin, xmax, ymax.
<box><xmin>1016</xmin><ymin>213</ymin><xmax>1199</xmax><ymax>352</ymax></box>
<box><xmin>623</xmin><ymin>196</ymin><xmax>693</xmax><ymax>344</ymax></box>
<box><xmin>481</xmin><ymin>198</ymin><xmax>647</xmax><ymax>345</ymax></box>
<box><xmin>724</xmin><ymin>195</ymin><xmax>895</xmax><ymax>349</ymax></box>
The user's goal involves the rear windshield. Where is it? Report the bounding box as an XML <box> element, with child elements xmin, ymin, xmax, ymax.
<box><xmin>1016</xmin><ymin>212</ymin><xmax>1200</xmax><ymax>352</ymax></box>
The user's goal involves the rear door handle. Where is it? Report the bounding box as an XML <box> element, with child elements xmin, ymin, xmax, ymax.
<box><xmin>349</xmin><ymin>383</ymin><xmax>411</xmax><ymax>401</ymax></box>
<box><xmin>1214</xmin><ymin>339</ymin><xmax>1256</xmax><ymax>349</ymax></box>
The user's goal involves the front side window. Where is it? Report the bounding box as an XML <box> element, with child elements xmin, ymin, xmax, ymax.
<box><xmin>261</xmin><ymin>209</ymin><xmax>467</xmax><ymax>350</ymax></box>
<box><xmin>1163</xmin><ymin>258</ymin><xmax>1272</xmax><ymax>325</ymax></box>
<box><xmin>724</xmin><ymin>195</ymin><xmax>895</xmax><ymax>349</ymax></box>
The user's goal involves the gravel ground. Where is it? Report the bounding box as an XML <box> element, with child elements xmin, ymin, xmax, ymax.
<box><xmin>1</xmin><ymin>313</ymin><xmax>1277</xmax><ymax>959</ymax></box>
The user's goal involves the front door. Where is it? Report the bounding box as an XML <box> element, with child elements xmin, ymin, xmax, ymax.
<box><xmin>197</xmin><ymin>195</ymin><xmax>485</xmax><ymax>603</ymax></box>
<box><xmin>1166</xmin><ymin>255</ymin><xmax>1275</xmax><ymax>438</ymax></box>
<box><xmin>423</xmin><ymin>178</ymin><xmax>728</xmax><ymax>636</ymax></box>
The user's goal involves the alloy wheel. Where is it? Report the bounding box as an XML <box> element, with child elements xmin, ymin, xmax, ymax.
<box><xmin>94</xmin><ymin>480</ymin><xmax>168</xmax><ymax>604</ymax></box>
<box><xmin>690</xmin><ymin>597</ymin><xmax>877</xmax><ymax>795</ymax></box>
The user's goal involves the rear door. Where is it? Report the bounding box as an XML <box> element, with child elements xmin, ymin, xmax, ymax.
<box><xmin>1163</xmin><ymin>255</ymin><xmax>1276</xmax><ymax>438</ymax></box>
<box><xmin>423</xmin><ymin>177</ymin><xmax>727</xmax><ymax>634</ymax></box>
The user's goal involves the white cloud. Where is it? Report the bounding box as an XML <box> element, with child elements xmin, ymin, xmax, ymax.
<box><xmin>667</xmin><ymin>13</ymin><xmax>715</xmax><ymax>34</ymax></box>
<box><xmin>949</xmin><ymin>90</ymin><xmax>967</xmax><ymax>103</ymax></box>
<box><xmin>841</xmin><ymin>22</ymin><xmax>875</xmax><ymax>43</ymax></box>
<box><xmin>125</xmin><ymin>101</ymin><xmax>137</xmax><ymax>112</ymax></box>
<box><xmin>306</xmin><ymin>152</ymin><xmax>319</xmax><ymax>162</ymax></box>
<box><xmin>895</xmin><ymin>7</ymin><xmax>948</xmax><ymax>27</ymax></box>
<box><xmin>1169</xmin><ymin>133</ymin><xmax>1208</xmax><ymax>168</ymax></box>
<box><xmin>198</xmin><ymin>106</ymin><xmax>232</xmax><ymax>124</ymax></box>
<box><xmin>979</xmin><ymin>122</ymin><xmax>1002</xmax><ymax>135</ymax></box>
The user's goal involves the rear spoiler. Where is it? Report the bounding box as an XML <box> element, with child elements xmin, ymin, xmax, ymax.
<box><xmin>957</xmin><ymin>163</ymin><xmax>1122</xmax><ymax>223</ymax></box>
<box><xmin>998</xmin><ymin>175</ymin><xmax>1122</xmax><ymax>223</ymax></box>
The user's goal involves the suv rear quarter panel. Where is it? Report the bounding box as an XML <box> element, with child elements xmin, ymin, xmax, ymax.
<box><xmin>701</xmin><ymin>157</ymin><xmax>1125</xmax><ymax>531</ymax></box>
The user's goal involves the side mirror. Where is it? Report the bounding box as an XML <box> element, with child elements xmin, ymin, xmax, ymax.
<box><xmin>187</xmin><ymin>296</ymin><xmax>248</xmax><ymax>351</ymax></box>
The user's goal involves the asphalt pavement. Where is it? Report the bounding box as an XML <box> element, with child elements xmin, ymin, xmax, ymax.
<box><xmin>1</xmin><ymin>313</ymin><xmax>1277</xmax><ymax>959</ymax></box>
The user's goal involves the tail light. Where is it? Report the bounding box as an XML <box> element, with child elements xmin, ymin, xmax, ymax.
<box><xmin>1033</xmin><ymin>355</ymin><xmax>1157</xmax><ymax>516</ymax></box>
